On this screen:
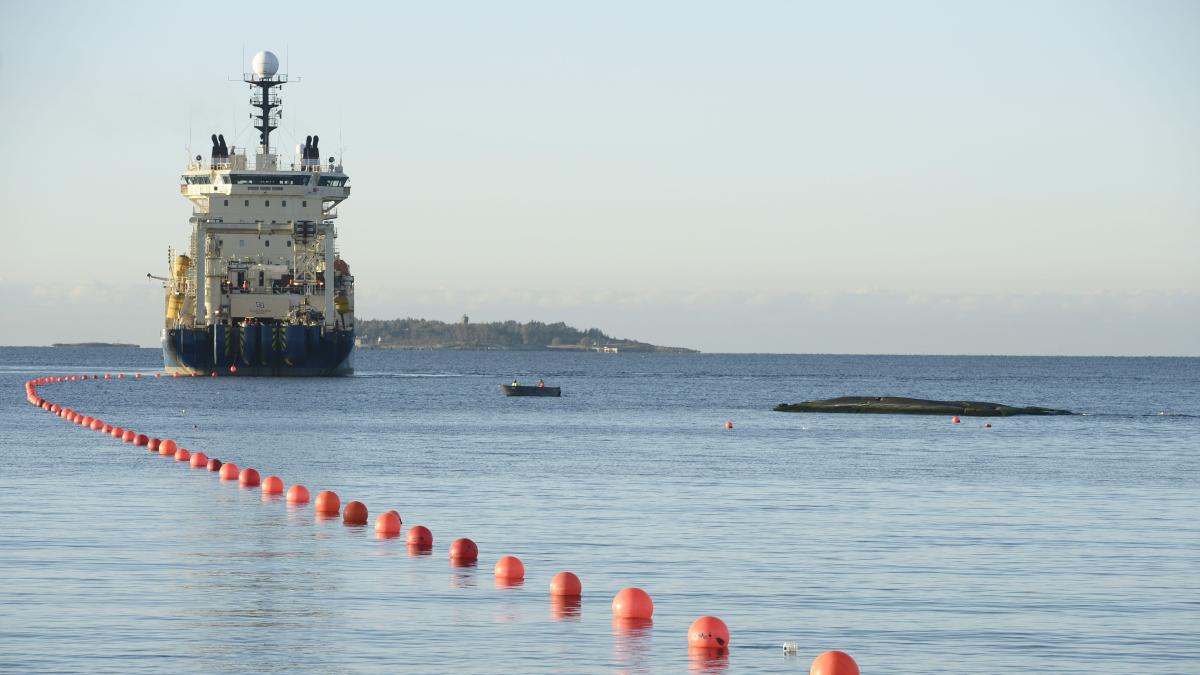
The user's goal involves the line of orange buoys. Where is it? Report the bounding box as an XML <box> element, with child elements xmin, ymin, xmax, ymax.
<box><xmin>22</xmin><ymin>373</ymin><xmax>862</xmax><ymax>673</ymax></box>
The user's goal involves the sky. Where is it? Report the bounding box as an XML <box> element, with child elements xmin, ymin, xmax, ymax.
<box><xmin>1</xmin><ymin>0</ymin><xmax>1196</xmax><ymax>354</ymax></box>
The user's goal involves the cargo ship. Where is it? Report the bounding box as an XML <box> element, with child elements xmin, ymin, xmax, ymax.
<box><xmin>162</xmin><ymin>50</ymin><xmax>355</xmax><ymax>375</ymax></box>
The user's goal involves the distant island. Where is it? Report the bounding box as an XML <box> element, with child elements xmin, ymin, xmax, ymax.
<box><xmin>356</xmin><ymin>317</ymin><xmax>696</xmax><ymax>352</ymax></box>
<box><xmin>52</xmin><ymin>342</ymin><xmax>139</xmax><ymax>348</ymax></box>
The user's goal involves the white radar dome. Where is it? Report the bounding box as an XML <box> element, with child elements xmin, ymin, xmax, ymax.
<box><xmin>252</xmin><ymin>50</ymin><xmax>279</xmax><ymax>78</ymax></box>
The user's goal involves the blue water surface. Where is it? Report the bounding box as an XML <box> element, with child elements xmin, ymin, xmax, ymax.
<box><xmin>0</xmin><ymin>348</ymin><xmax>1196</xmax><ymax>673</ymax></box>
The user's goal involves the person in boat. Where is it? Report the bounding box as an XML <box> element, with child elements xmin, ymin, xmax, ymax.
<box><xmin>511</xmin><ymin>379</ymin><xmax>519</xmax><ymax>387</ymax></box>
<box><xmin>537</xmin><ymin>379</ymin><xmax>545</xmax><ymax>388</ymax></box>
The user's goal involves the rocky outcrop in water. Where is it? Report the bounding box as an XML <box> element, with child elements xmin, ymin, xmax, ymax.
<box><xmin>773</xmin><ymin>396</ymin><xmax>1074</xmax><ymax>416</ymax></box>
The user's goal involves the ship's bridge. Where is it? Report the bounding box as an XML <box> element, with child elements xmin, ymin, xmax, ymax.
<box><xmin>180</xmin><ymin>154</ymin><xmax>350</xmax><ymax>220</ymax></box>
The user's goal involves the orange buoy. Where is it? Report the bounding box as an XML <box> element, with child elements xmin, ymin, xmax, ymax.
<box><xmin>159</xmin><ymin>439</ymin><xmax>177</xmax><ymax>455</ymax></box>
<box><xmin>211</xmin><ymin>372</ymin><xmax>217</xmax><ymax>377</ymax></box>
<box><xmin>133</xmin><ymin>434</ymin><xmax>149</xmax><ymax>446</ymax></box>
<box><xmin>229</xmin><ymin>365</ymin><xmax>237</xmax><ymax>374</ymax></box>
<box><xmin>261</xmin><ymin>475</ymin><xmax>284</xmax><ymax>494</ymax></box>
<box><xmin>118</xmin><ymin>374</ymin><xmax>124</xmax><ymax>379</ymax></box>
<box><xmin>343</xmin><ymin>500</ymin><xmax>368</xmax><ymax>525</ymax></box>
<box><xmin>110</xmin><ymin>427</ymin><xmax>124</xmax><ymax>439</ymax></box>
<box><xmin>172</xmin><ymin>372</ymin><xmax>178</xmax><ymax>378</ymax></box>
<box><xmin>101</xmin><ymin>423</ymin><xmax>113</xmax><ymax>433</ymax></box>
<box><xmin>122</xmin><ymin>429</ymin><xmax>136</xmax><ymax>443</ymax></box>
<box><xmin>147</xmin><ymin>438</ymin><xmax>160</xmax><ymax>452</ymax></box>
<box><xmin>385</xmin><ymin>509</ymin><xmax>402</xmax><ymax>524</ymax></box>
<box><xmin>218</xmin><ymin>462</ymin><xmax>239</xmax><ymax>480</ymax></box>
<box><xmin>174</xmin><ymin>448</ymin><xmax>191</xmax><ymax>462</ymax></box>
<box><xmin>725</xmin><ymin>421</ymin><xmax>733</xmax><ymax>429</ymax></box>
<box><xmin>286</xmin><ymin>484</ymin><xmax>310</xmax><ymax>504</ymax></box>
<box><xmin>810</xmin><ymin>650</ymin><xmax>859</xmax><ymax>675</ymax></box>
<box><xmin>687</xmin><ymin>616</ymin><xmax>730</xmax><ymax>650</ymax></box>
<box><xmin>494</xmin><ymin>555</ymin><xmax>525</xmax><ymax>580</ymax></box>
<box><xmin>612</xmin><ymin>587</ymin><xmax>654</xmax><ymax>619</ymax></box>
<box><xmin>89</xmin><ymin>419</ymin><xmax>103</xmax><ymax>430</ymax></box>
<box><xmin>406</xmin><ymin>525</ymin><xmax>433</xmax><ymax>547</ymax></box>
<box><xmin>984</xmin><ymin>423</ymin><xmax>993</xmax><ymax>428</ymax></box>
<box><xmin>238</xmin><ymin>467</ymin><xmax>260</xmax><ymax>487</ymax></box>
<box><xmin>952</xmin><ymin>416</ymin><xmax>961</xmax><ymax>424</ymax></box>
<box><xmin>104</xmin><ymin>374</ymin><xmax>111</xmax><ymax>379</ymax></box>
<box><xmin>155</xmin><ymin>373</ymin><xmax>161</xmax><ymax>378</ymax></box>
<box><xmin>550</xmin><ymin>571</ymin><xmax>582</xmax><ymax>597</ymax></box>
<box><xmin>449</xmin><ymin>538</ymin><xmax>479</xmax><ymax>561</ymax></box>
<box><xmin>207</xmin><ymin>458</ymin><xmax>222</xmax><ymax>472</ymax></box>
<box><xmin>189</xmin><ymin>452</ymin><xmax>208</xmax><ymax>468</ymax></box>
<box><xmin>134</xmin><ymin>373</ymin><xmax>142</xmax><ymax>379</ymax></box>
<box><xmin>374</xmin><ymin>511</ymin><xmax>402</xmax><ymax>536</ymax></box>
<box><xmin>314</xmin><ymin>490</ymin><xmax>340</xmax><ymax>515</ymax></box>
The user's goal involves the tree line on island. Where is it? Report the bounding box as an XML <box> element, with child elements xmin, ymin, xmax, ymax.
<box><xmin>355</xmin><ymin>317</ymin><xmax>694</xmax><ymax>352</ymax></box>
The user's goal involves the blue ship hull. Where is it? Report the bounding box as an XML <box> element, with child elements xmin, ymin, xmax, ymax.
<box><xmin>163</xmin><ymin>325</ymin><xmax>354</xmax><ymax>376</ymax></box>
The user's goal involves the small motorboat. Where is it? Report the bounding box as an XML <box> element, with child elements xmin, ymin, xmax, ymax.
<box><xmin>500</xmin><ymin>384</ymin><xmax>561</xmax><ymax>397</ymax></box>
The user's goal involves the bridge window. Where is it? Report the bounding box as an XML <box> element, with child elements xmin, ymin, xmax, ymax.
<box><xmin>223</xmin><ymin>199</ymin><xmax>229</xmax><ymax>206</ymax></box>
<box><xmin>282</xmin><ymin>200</ymin><xmax>286</xmax><ymax>207</ymax></box>
<box><xmin>265</xmin><ymin>200</ymin><xmax>270</xmax><ymax>207</ymax></box>
<box><xmin>228</xmin><ymin>173</ymin><xmax>310</xmax><ymax>186</ymax></box>
<box><xmin>318</xmin><ymin>176</ymin><xmax>347</xmax><ymax>187</ymax></box>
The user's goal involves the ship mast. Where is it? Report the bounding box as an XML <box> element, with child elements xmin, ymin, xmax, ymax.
<box><xmin>244</xmin><ymin>51</ymin><xmax>286</xmax><ymax>167</ymax></box>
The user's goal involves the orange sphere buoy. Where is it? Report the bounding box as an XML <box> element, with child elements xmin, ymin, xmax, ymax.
<box><xmin>286</xmin><ymin>484</ymin><xmax>310</xmax><ymax>504</ymax></box>
<box><xmin>172</xmin><ymin>372</ymin><xmax>178</xmax><ymax>378</ymax></box>
<box><xmin>101</xmin><ymin>423</ymin><xmax>113</xmax><ymax>433</ymax></box>
<box><xmin>725</xmin><ymin>421</ymin><xmax>733</xmax><ymax>429</ymax></box>
<box><xmin>406</xmin><ymin>525</ymin><xmax>433</xmax><ymax>547</ymax></box>
<box><xmin>147</xmin><ymin>438</ymin><xmax>160</xmax><ymax>452</ymax></box>
<box><xmin>810</xmin><ymin>650</ymin><xmax>860</xmax><ymax>675</ymax></box>
<box><xmin>117</xmin><ymin>374</ymin><xmax>124</xmax><ymax>379</ymax></box>
<box><xmin>211</xmin><ymin>372</ymin><xmax>217</xmax><ymax>377</ymax></box>
<box><xmin>612</xmin><ymin>587</ymin><xmax>654</xmax><ymax>620</ymax></box>
<box><xmin>449</xmin><ymin>537</ymin><xmax>479</xmax><ymax>561</ymax></box>
<box><xmin>550</xmin><ymin>571</ymin><xmax>582</xmax><ymax>597</ymax></box>
<box><xmin>385</xmin><ymin>509</ymin><xmax>402</xmax><ymax>524</ymax></box>
<box><xmin>90</xmin><ymin>419</ymin><xmax>103</xmax><ymax>430</ymax></box>
<box><xmin>261</xmin><ymin>475</ymin><xmax>284</xmax><ymax>494</ymax></box>
<box><xmin>134</xmin><ymin>373</ymin><xmax>142</xmax><ymax>380</ymax></box>
<box><xmin>189</xmin><ymin>452</ymin><xmax>208</xmax><ymax>468</ymax></box>
<box><xmin>218</xmin><ymin>462</ymin><xmax>239</xmax><ymax>480</ymax></box>
<box><xmin>133</xmin><ymin>434</ymin><xmax>149</xmax><ymax>446</ymax></box>
<box><xmin>343</xmin><ymin>500</ymin><xmax>368</xmax><ymax>525</ymax></box>
<box><xmin>238</xmin><ymin>467</ymin><xmax>260</xmax><ymax>487</ymax></box>
<box><xmin>110</xmin><ymin>427</ymin><xmax>124</xmax><ymax>438</ymax></box>
<box><xmin>155</xmin><ymin>373</ymin><xmax>161</xmax><ymax>378</ymax></box>
<box><xmin>984</xmin><ymin>423</ymin><xmax>993</xmax><ymax>428</ymax></box>
<box><xmin>314</xmin><ymin>490</ymin><xmax>341</xmax><ymax>515</ymax></box>
<box><xmin>374</xmin><ymin>511</ymin><xmax>402</xmax><ymax>536</ymax></box>
<box><xmin>121</xmin><ymin>429</ymin><xmax>136</xmax><ymax>443</ymax></box>
<box><xmin>952</xmin><ymin>416</ymin><xmax>961</xmax><ymax>424</ymax></box>
<box><xmin>159</xmin><ymin>439</ymin><xmax>177</xmax><ymax>455</ymax></box>
<box><xmin>207</xmin><ymin>458</ymin><xmax>222</xmax><ymax>472</ymax></box>
<box><xmin>174</xmin><ymin>448</ymin><xmax>191</xmax><ymax>462</ymax></box>
<box><xmin>229</xmin><ymin>365</ymin><xmax>237</xmax><ymax>374</ymax></box>
<box><xmin>494</xmin><ymin>555</ymin><xmax>525</xmax><ymax>580</ymax></box>
<box><xmin>688</xmin><ymin>616</ymin><xmax>730</xmax><ymax>650</ymax></box>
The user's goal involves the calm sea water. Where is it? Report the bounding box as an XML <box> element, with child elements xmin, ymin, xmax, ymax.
<box><xmin>0</xmin><ymin>347</ymin><xmax>1196</xmax><ymax>673</ymax></box>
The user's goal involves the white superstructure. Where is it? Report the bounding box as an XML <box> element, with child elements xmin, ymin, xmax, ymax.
<box><xmin>167</xmin><ymin>51</ymin><xmax>354</xmax><ymax>334</ymax></box>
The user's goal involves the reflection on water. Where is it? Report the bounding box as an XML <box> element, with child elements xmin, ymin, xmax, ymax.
<box><xmin>550</xmin><ymin>595</ymin><xmax>581</xmax><ymax>622</ymax></box>
<box><xmin>612</xmin><ymin>617</ymin><xmax>654</xmax><ymax>673</ymax></box>
<box><xmin>494</xmin><ymin>576</ymin><xmax>524</xmax><ymax>590</ymax></box>
<box><xmin>450</xmin><ymin>561</ymin><xmax>477</xmax><ymax>589</ymax></box>
<box><xmin>687</xmin><ymin>647</ymin><xmax>730</xmax><ymax>674</ymax></box>
<box><xmin>406</xmin><ymin>544</ymin><xmax>432</xmax><ymax>557</ymax></box>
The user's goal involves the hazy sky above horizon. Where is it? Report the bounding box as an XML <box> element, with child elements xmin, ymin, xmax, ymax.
<box><xmin>1</xmin><ymin>1</ymin><xmax>1197</xmax><ymax>354</ymax></box>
